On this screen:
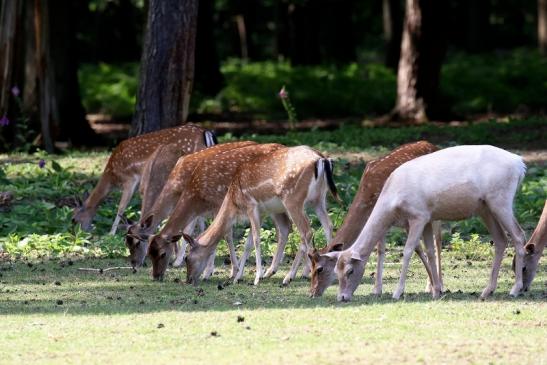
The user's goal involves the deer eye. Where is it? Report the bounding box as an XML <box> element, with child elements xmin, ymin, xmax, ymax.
<box><xmin>160</xmin><ymin>252</ymin><xmax>166</xmax><ymax>259</ymax></box>
<box><xmin>135</xmin><ymin>241</ymin><xmax>140</xmax><ymax>248</ymax></box>
<box><xmin>346</xmin><ymin>268</ymin><xmax>354</xmax><ymax>277</ymax></box>
<box><xmin>316</xmin><ymin>267</ymin><xmax>324</xmax><ymax>274</ymax></box>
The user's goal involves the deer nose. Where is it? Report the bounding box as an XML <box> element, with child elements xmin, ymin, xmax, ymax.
<box><xmin>130</xmin><ymin>259</ymin><xmax>137</xmax><ymax>268</ymax></box>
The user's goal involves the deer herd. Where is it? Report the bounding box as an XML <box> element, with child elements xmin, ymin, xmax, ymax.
<box><xmin>73</xmin><ymin>124</ymin><xmax>545</xmax><ymax>301</ymax></box>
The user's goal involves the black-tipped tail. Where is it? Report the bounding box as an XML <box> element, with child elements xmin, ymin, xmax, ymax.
<box><xmin>316</xmin><ymin>158</ymin><xmax>340</xmax><ymax>203</ymax></box>
<box><xmin>204</xmin><ymin>130</ymin><xmax>218</xmax><ymax>147</ymax></box>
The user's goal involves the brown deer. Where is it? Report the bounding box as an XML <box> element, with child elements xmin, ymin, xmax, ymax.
<box><xmin>146</xmin><ymin>143</ymin><xmax>289</xmax><ymax>281</ymax></box>
<box><xmin>183</xmin><ymin>146</ymin><xmax>338</xmax><ymax>286</ymax></box>
<box><xmin>514</xmin><ymin>199</ymin><xmax>546</xmax><ymax>292</ymax></box>
<box><xmin>309</xmin><ymin>141</ymin><xmax>442</xmax><ymax>297</ymax></box>
<box><xmin>335</xmin><ymin>145</ymin><xmax>526</xmax><ymax>302</ymax></box>
<box><xmin>72</xmin><ymin>124</ymin><xmax>217</xmax><ymax>234</ymax></box>
<box><xmin>126</xmin><ymin>141</ymin><xmax>257</xmax><ymax>270</ymax></box>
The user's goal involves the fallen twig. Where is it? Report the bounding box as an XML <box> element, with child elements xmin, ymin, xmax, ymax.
<box><xmin>78</xmin><ymin>266</ymin><xmax>134</xmax><ymax>274</ymax></box>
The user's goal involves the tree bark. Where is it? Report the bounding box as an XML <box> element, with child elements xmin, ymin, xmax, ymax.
<box><xmin>390</xmin><ymin>0</ymin><xmax>447</xmax><ymax>123</ymax></box>
<box><xmin>540</xmin><ymin>0</ymin><xmax>547</xmax><ymax>54</ymax></box>
<box><xmin>195</xmin><ymin>0</ymin><xmax>224</xmax><ymax>96</ymax></box>
<box><xmin>1</xmin><ymin>0</ymin><xmax>96</xmax><ymax>152</ymax></box>
<box><xmin>131</xmin><ymin>0</ymin><xmax>199</xmax><ymax>136</ymax></box>
<box><xmin>383</xmin><ymin>0</ymin><xmax>403</xmax><ymax>71</ymax></box>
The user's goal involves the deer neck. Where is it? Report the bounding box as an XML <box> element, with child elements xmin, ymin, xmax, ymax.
<box><xmin>329</xmin><ymin>198</ymin><xmax>374</xmax><ymax>252</ymax></box>
<box><xmin>196</xmin><ymin>199</ymin><xmax>236</xmax><ymax>253</ymax></box>
<box><xmin>351</xmin><ymin>200</ymin><xmax>394</xmax><ymax>258</ymax></box>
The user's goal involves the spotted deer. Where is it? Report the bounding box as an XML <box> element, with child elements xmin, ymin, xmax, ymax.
<box><xmin>72</xmin><ymin>124</ymin><xmax>217</xmax><ymax>234</ymax></box>
<box><xmin>183</xmin><ymin>146</ymin><xmax>338</xmax><ymax>286</ymax></box>
<box><xmin>125</xmin><ymin>141</ymin><xmax>257</xmax><ymax>270</ymax></box>
<box><xmin>335</xmin><ymin>145</ymin><xmax>527</xmax><ymax>302</ymax></box>
<box><xmin>514</xmin><ymin>199</ymin><xmax>546</xmax><ymax>292</ymax></box>
<box><xmin>309</xmin><ymin>141</ymin><xmax>442</xmax><ymax>298</ymax></box>
<box><xmin>146</xmin><ymin>143</ymin><xmax>288</xmax><ymax>281</ymax></box>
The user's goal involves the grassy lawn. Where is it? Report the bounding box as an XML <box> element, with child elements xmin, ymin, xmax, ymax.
<box><xmin>0</xmin><ymin>254</ymin><xmax>545</xmax><ymax>364</ymax></box>
<box><xmin>1</xmin><ymin>124</ymin><xmax>546</xmax><ymax>364</ymax></box>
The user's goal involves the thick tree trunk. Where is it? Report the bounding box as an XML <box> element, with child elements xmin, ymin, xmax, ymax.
<box><xmin>390</xmin><ymin>0</ymin><xmax>447</xmax><ymax>123</ymax></box>
<box><xmin>49</xmin><ymin>1</ymin><xmax>99</xmax><ymax>145</ymax></box>
<box><xmin>383</xmin><ymin>0</ymin><xmax>403</xmax><ymax>71</ymax></box>
<box><xmin>1</xmin><ymin>0</ymin><xmax>96</xmax><ymax>152</ymax></box>
<box><xmin>540</xmin><ymin>0</ymin><xmax>547</xmax><ymax>54</ymax></box>
<box><xmin>131</xmin><ymin>0</ymin><xmax>199</xmax><ymax>136</ymax></box>
<box><xmin>0</xmin><ymin>0</ymin><xmax>23</xmax><ymax>122</ymax></box>
<box><xmin>195</xmin><ymin>0</ymin><xmax>224</xmax><ymax>96</ymax></box>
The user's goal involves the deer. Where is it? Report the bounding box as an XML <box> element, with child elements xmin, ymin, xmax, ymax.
<box><xmin>309</xmin><ymin>141</ymin><xmax>443</xmax><ymax>298</ymax></box>
<box><xmin>72</xmin><ymin>124</ymin><xmax>217</xmax><ymax>234</ymax></box>
<box><xmin>125</xmin><ymin>141</ymin><xmax>257</xmax><ymax>270</ymax></box>
<box><xmin>334</xmin><ymin>145</ymin><xmax>527</xmax><ymax>302</ymax></box>
<box><xmin>146</xmin><ymin>143</ymin><xmax>289</xmax><ymax>281</ymax></box>
<box><xmin>183</xmin><ymin>146</ymin><xmax>339</xmax><ymax>286</ymax></box>
<box><xmin>514</xmin><ymin>199</ymin><xmax>546</xmax><ymax>292</ymax></box>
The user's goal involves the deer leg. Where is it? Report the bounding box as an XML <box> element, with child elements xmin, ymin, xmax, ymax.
<box><xmin>283</xmin><ymin>205</ymin><xmax>312</xmax><ymax>285</ymax></box>
<box><xmin>223</xmin><ymin>226</ymin><xmax>239</xmax><ymax>278</ymax></box>
<box><xmin>372</xmin><ymin>237</ymin><xmax>386</xmax><ymax>296</ymax></box>
<box><xmin>422</xmin><ymin>223</ymin><xmax>442</xmax><ymax>299</ymax></box>
<box><xmin>432</xmin><ymin>220</ymin><xmax>443</xmax><ymax>292</ymax></box>
<box><xmin>491</xmin><ymin>210</ymin><xmax>526</xmax><ymax>297</ymax></box>
<box><xmin>393</xmin><ymin>219</ymin><xmax>427</xmax><ymax>300</ymax></box>
<box><xmin>110</xmin><ymin>179</ymin><xmax>139</xmax><ymax>235</ymax></box>
<box><xmin>314</xmin><ymin>198</ymin><xmax>333</xmax><ymax>243</ymax></box>
<box><xmin>247</xmin><ymin>207</ymin><xmax>264</xmax><ymax>285</ymax></box>
<box><xmin>234</xmin><ymin>233</ymin><xmax>254</xmax><ymax>284</ymax></box>
<box><xmin>479</xmin><ymin>208</ymin><xmax>509</xmax><ymax>298</ymax></box>
<box><xmin>265</xmin><ymin>213</ymin><xmax>291</xmax><ymax>278</ymax></box>
<box><xmin>202</xmin><ymin>250</ymin><xmax>216</xmax><ymax>280</ymax></box>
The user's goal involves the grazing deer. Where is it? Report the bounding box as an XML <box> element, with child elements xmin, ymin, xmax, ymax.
<box><xmin>125</xmin><ymin>141</ymin><xmax>257</xmax><ymax>270</ymax></box>
<box><xmin>309</xmin><ymin>141</ymin><xmax>442</xmax><ymax>298</ymax></box>
<box><xmin>335</xmin><ymin>145</ymin><xmax>527</xmax><ymax>302</ymax></box>
<box><xmin>146</xmin><ymin>143</ymin><xmax>288</xmax><ymax>281</ymax></box>
<box><xmin>514</xmin><ymin>199</ymin><xmax>546</xmax><ymax>292</ymax></box>
<box><xmin>72</xmin><ymin>124</ymin><xmax>217</xmax><ymax>234</ymax></box>
<box><xmin>183</xmin><ymin>146</ymin><xmax>338</xmax><ymax>286</ymax></box>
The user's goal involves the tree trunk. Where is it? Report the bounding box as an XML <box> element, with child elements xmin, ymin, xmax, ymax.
<box><xmin>383</xmin><ymin>0</ymin><xmax>403</xmax><ymax>71</ymax></box>
<box><xmin>195</xmin><ymin>0</ymin><xmax>224</xmax><ymax>96</ymax></box>
<box><xmin>390</xmin><ymin>0</ymin><xmax>447</xmax><ymax>123</ymax></box>
<box><xmin>49</xmin><ymin>1</ymin><xmax>99</xmax><ymax>145</ymax></box>
<box><xmin>131</xmin><ymin>0</ymin><xmax>199</xmax><ymax>136</ymax></box>
<box><xmin>540</xmin><ymin>0</ymin><xmax>547</xmax><ymax>54</ymax></box>
<box><xmin>1</xmin><ymin>0</ymin><xmax>96</xmax><ymax>152</ymax></box>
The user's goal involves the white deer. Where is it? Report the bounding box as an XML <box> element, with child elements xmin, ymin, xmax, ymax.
<box><xmin>335</xmin><ymin>145</ymin><xmax>527</xmax><ymax>301</ymax></box>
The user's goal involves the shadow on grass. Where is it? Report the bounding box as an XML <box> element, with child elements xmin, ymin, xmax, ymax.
<box><xmin>0</xmin><ymin>257</ymin><xmax>545</xmax><ymax>316</ymax></box>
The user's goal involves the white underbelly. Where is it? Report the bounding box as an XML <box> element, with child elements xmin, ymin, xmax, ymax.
<box><xmin>258</xmin><ymin>197</ymin><xmax>286</xmax><ymax>214</ymax></box>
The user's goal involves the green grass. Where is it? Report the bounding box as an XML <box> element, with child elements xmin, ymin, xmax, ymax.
<box><xmin>0</xmin><ymin>253</ymin><xmax>545</xmax><ymax>364</ymax></box>
<box><xmin>1</xmin><ymin>127</ymin><xmax>545</xmax><ymax>363</ymax></box>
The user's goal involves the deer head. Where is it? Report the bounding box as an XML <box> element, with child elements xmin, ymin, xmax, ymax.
<box><xmin>309</xmin><ymin>245</ymin><xmax>343</xmax><ymax>297</ymax></box>
<box><xmin>72</xmin><ymin>191</ymin><xmax>92</xmax><ymax>231</ymax></box>
<box><xmin>183</xmin><ymin>233</ymin><xmax>214</xmax><ymax>285</ymax></box>
<box><xmin>125</xmin><ymin>214</ymin><xmax>154</xmax><ymax>269</ymax></box>
<box><xmin>513</xmin><ymin>243</ymin><xmax>541</xmax><ymax>292</ymax></box>
<box><xmin>147</xmin><ymin>233</ymin><xmax>182</xmax><ymax>281</ymax></box>
<box><xmin>335</xmin><ymin>250</ymin><xmax>366</xmax><ymax>302</ymax></box>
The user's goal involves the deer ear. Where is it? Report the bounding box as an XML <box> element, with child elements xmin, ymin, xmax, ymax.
<box><xmin>307</xmin><ymin>248</ymin><xmax>319</xmax><ymax>260</ymax></box>
<box><xmin>330</xmin><ymin>243</ymin><xmax>344</xmax><ymax>252</ymax></box>
<box><xmin>525</xmin><ymin>243</ymin><xmax>535</xmax><ymax>254</ymax></box>
<box><xmin>182</xmin><ymin>233</ymin><xmax>197</xmax><ymax>247</ymax></box>
<box><xmin>350</xmin><ymin>251</ymin><xmax>363</xmax><ymax>262</ymax></box>
<box><xmin>170</xmin><ymin>234</ymin><xmax>183</xmax><ymax>244</ymax></box>
<box><xmin>141</xmin><ymin>214</ymin><xmax>154</xmax><ymax>229</ymax></box>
